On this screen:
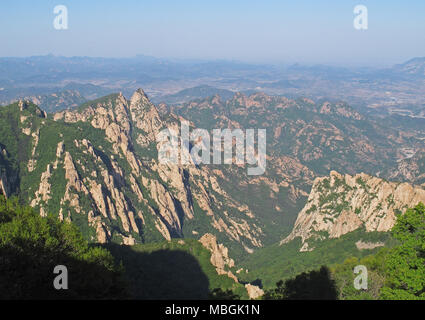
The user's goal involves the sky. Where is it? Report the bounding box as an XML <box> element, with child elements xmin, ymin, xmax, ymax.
<box><xmin>0</xmin><ymin>0</ymin><xmax>424</xmax><ymax>66</ymax></box>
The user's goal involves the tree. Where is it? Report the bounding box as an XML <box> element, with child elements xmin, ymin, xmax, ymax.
<box><xmin>331</xmin><ymin>251</ymin><xmax>388</xmax><ymax>300</ymax></box>
<box><xmin>208</xmin><ymin>288</ymin><xmax>240</xmax><ymax>300</ymax></box>
<box><xmin>263</xmin><ymin>280</ymin><xmax>286</xmax><ymax>300</ymax></box>
<box><xmin>380</xmin><ymin>203</ymin><xmax>425</xmax><ymax>300</ymax></box>
<box><xmin>0</xmin><ymin>196</ymin><xmax>128</xmax><ymax>299</ymax></box>
<box><xmin>263</xmin><ymin>266</ymin><xmax>338</xmax><ymax>300</ymax></box>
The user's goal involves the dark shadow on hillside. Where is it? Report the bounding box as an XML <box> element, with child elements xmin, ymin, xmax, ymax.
<box><xmin>0</xmin><ymin>244</ymin><xmax>128</xmax><ymax>300</ymax></box>
<box><xmin>239</xmin><ymin>278</ymin><xmax>263</xmax><ymax>289</ymax></box>
<box><xmin>284</xmin><ymin>266</ymin><xmax>338</xmax><ymax>300</ymax></box>
<box><xmin>107</xmin><ymin>243</ymin><xmax>210</xmax><ymax>300</ymax></box>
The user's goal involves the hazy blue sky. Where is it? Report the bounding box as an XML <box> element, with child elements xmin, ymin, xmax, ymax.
<box><xmin>0</xmin><ymin>0</ymin><xmax>424</xmax><ymax>66</ymax></box>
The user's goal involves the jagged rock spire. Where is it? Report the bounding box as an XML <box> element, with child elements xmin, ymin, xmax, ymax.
<box><xmin>130</xmin><ymin>88</ymin><xmax>150</xmax><ymax>106</ymax></box>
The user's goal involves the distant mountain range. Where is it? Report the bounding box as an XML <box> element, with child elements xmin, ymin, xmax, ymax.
<box><xmin>151</xmin><ymin>85</ymin><xmax>235</xmax><ymax>105</ymax></box>
<box><xmin>1</xmin><ymin>56</ymin><xmax>425</xmax><ymax>118</ymax></box>
<box><xmin>393</xmin><ymin>57</ymin><xmax>425</xmax><ymax>77</ymax></box>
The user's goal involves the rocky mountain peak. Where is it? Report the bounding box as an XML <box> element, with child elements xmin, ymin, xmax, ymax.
<box><xmin>130</xmin><ymin>88</ymin><xmax>151</xmax><ymax>107</ymax></box>
<box><xmin>281</xmin><ymin>170</ymin><xmax>425</xmax><ymax>251</ymax></box>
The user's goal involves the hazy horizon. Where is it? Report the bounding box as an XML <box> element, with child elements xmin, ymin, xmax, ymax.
<box><xmin>0</xmin><ymin>53</ymin><xmax>423</xmax><ymax>69</ymax></box>
<box><xmin>1</xmin><ymin>1</ymin><xmax>424</xmax><ymax>67</ymax></box>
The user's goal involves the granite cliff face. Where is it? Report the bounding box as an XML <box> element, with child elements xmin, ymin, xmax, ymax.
<box><xmin>199</xmin><ymin>233</ymin><xmax>238</xmax><ymax>282</ymax></box>
<box><xmin>0</xmin><ymin>171</ymin><xmax>9</xmax><ymax>199</ymax></box>
<box><xmin>199</xmin><ymin>233</ymin><xmax>264</xmax><ymax>299</ymax></box>
<box><xmin>281</xmin><ymin>171</ymin><xmax>425</xmax><ymax>251</ymax></box>
<box><xmin>0</xmin><ymin>146</ymin><xmax>9</xmax><ymax>198</ymax></box>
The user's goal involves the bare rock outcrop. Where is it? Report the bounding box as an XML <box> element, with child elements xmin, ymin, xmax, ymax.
<box><xmin>199</xmin><ymin>233</ymin><xmax>238</xmax><ymax>282</ymax></box>
<box><xmin>130</xmin><ymin>89</ymin><xmax>164</xmax><ymax>146</ymax></box>
<box><xmin>30</xmin><ymin>164</ymin><xmax>52</xmax><ymax>211</ymax></box>
<box><xmin>245</xmin><ymin>284</ymin><xmax>264</xmax><ymax>300</ymax></box>
<box><xmin>355</xmin><ymin>240</ymin><xmax>385</xmax><ymax>250</ymax></box>
<box><xmin>141</xmin><ymin>176</ymin><xmax>183</xmax><ymax>236</ymax></box>
<box><xmin>0</xmin><ymin>171</ymin><xmax>10</xmax><ymax>199</ymax></box>
<box><xmin>281</xmin><ymin>170</ymin><xmax>425</xmax><ymax>250</ymax></box>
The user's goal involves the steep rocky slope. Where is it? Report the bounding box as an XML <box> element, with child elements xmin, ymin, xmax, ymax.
<box><xmin>0</xmin><ymin>90</ymin><xmax>267</xmax><ymax>257</ymax></box>
<box><xmin>0</xmin><ymin>171</ymin><xmax>9</xmax><ymax>198</ymax></box>
<box><xmin>0</xmin><ymin>146</ymin><xmax>11</xmax><ymax>198</ymax></box>
<box><xmin>169</xmin><ymin>92</ymin><xmax>423</xmax><ymax>177</ymax></box>
<box><xmin>386</xmin><ymin>149</ymin><xmax>425</xmax><ymax>186</ymax></box>
<box><xmin>167</xmin><ymin>91</ymin><xmax>425</xmax><ymax>245</ymax></box>
<box><xmin>281</xmin><ymin>171</ymin><xmax>425</xmax><ymax>251</ymax></box>
<box><xmin>199</xmin><ymin>233</ymin><xmax>238</xmax><ymax>282</ymax></box>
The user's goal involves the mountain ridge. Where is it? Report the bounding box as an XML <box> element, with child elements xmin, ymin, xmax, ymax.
<box><xmin>281</xmin><ymin>170</ymin><xmax>425</xmax><ymax>252</ymax></box>
<box><xmin>0</xmin><ymin>90</ymin><xmax>267</xmax><ymax>257</ymax></box>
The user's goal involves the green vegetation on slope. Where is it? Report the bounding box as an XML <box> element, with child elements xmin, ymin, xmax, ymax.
<box><xmin>107</xmin><ymin>239</ymin><xmax>248</xmax><ymax>300</ymax></box>
<box><xmin>380</xmin><ymin>202</ymin><xmax>425</xmax><ymax>299</ymax></box>
<box><xmin>239</xmin><ymin>228</ymin><xmax>395</xmax><ymax>289</ymax></box>
<box><xmin>0</xmin><ymin>196</ymin><xmax>128</xmax><ymax>299</ymax></box>
<box><xmin>330</xmin><ymin>249</ymin><xmax>389</xmax><ymax>300</ymax></box>
<box><xmin>331</xmin><ymin>203</ymin><xmax>425</xmax><ymax>300</ymax></box>
<box><xmin>263</xmin><ymin>266</ymin><xmax>338</xmax><ymax>300</ymax></box>
<box><xmin>261</xmin><ymin>203</ymin><xmax>425</xmax><ymax>300</ymax></box>
<box><xmin>0</xmin><ymin>196</ymin><xmax>247</xmax><ymax>299</ymax></box>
